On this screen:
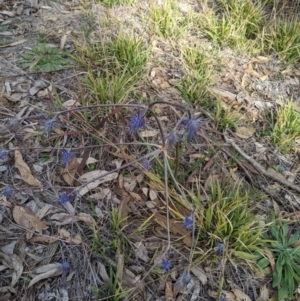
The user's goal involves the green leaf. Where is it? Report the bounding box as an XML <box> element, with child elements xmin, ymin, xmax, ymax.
<box><xmin>278</xmin><ymin>286</ymin><xmax>288</xmax><ymax>301</ymax></box>
<box><xmin>270</xmin><ymin>225</ymin><xmax>280</xmax><ymax>240</ymax></box>
<box><xmin>273</xmin><ymin>255</ymin><xmax>284</xmax><ymax>287</ymax></box>
<box><xmin>288</xmin><ymin>230</ymin><xmax>300</xmax><ymax>246</ymax></box>
<box><xmin>257</xmin><ymin>257</ymin><xmax>270</xmax><ymax>269</ymax></box>
<box><xmin>20</xmin><ymin>52</ymin><xmax>34</xmax><ymax>60</ymax></box>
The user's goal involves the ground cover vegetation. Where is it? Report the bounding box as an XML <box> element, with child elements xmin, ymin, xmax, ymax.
<box><xmin>0</xmin><ymin>0</ymin><xmax>300</xmax><ymax>300</ymax></box>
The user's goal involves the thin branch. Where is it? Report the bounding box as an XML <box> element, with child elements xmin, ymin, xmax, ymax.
<box><xmin>227</xmin><ymin>137</ymin><xmax>300</xmax><ymax>194</ymax></box>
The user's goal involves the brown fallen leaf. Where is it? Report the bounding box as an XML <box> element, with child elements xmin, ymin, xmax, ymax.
<box><xmin>11</xmin><ymin>255</ymin><xmax>23</xmax><ymax>287</ymax></box>
<box><xmin>14</xmin><ymin>150</ymin><xmax>42</xmax><ymax>186</ymax></box>
<box><xmin>0</xmin><ymin>39</ymin><xmax>27</xmax><ymax>48</ymax></box>
<box><xmin>77</xmin><ymin>170</ymin><xmax>118</xmax><ymax>196</ymax></box>
<box><xmin>29</xmin><ymin>235</ymin><xmax>59</xmax><ymax>244</ymax></box>
<box><xmin>140</xmin><ymin>130</ymin><xmax>159</xmax><ymax>138</ymax></box>
<box><xmin>13</xmin><ymin>205</ymin><xmax>48</xmax><ymax>237</ymax></box>
<box><xmin>165</xmin><ymin>280</ymin><xmax>174</xmax><ymax>299</ymax></box>
<box><xmin>28</xmin><ymin>263</ymin><xmax>61</xmax><ymax>288</ymax></box>
<box><xmin>61</xmin><ymin>156</ymin><xmax>80</xmax><ymax>186</ymax></box>
<box><xmin>76</xmin><ymin>212</ymin><xmax>94</xmax><ymax>224</ymax></box>
<box><xmin>232</xmin><ymin>288</ymin><xmax>252</xmax><ymax>301</ymax></box>
<box><xmin>191</xmin><ymin>265</ymin><xmax>207</xmax><ymax>285</ymax></box>
<box><xmin>59</xmin><ymin>229</ymin><xmax>82</xmax><ymax>244</ymax></box>
<box><xmin>235</xmin><ymin>126</ymin><xmax>256</xmax><ymax>139</ymax></box>
<box><xmin>256</xmin><ymin>284</ymin><xmax>269</xmax><ymax>301</ymax></box>
<box><xmin>153</xmin><ymin>212</ymin><xmax>192</xmax><ymax>247</ymax></box>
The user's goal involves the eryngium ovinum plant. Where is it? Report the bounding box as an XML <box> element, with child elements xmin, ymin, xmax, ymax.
<box><xmin>0</xmin><ymin>101</ymin><xmax>203</xmax><ymax>298</ymax></box>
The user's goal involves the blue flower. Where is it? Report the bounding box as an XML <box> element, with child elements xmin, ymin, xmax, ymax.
<box><xmin>43</xmin><ymin>118</ymin><xmax>57</xmax><ymax>133</ymax></box>
<box><xmin>62</xmin><ymin>150</ymin><xmax>74</xmax><ymax>165</ymax></box>
<box><xmin>0</xmin><ymin>149</ymin><xmax>9</xmax><ymax>161</ymax></box>
<box><xmin>161</xmin><ymin>258</ymin><xmax>173</xmax><ymax>272</ymax></box>
<box><xmin>142</xmin><ymin>159</ymin><xmax>152</xmax><ymax>170</ymax></box>
<box><xmin>58</xmin><ymin>192</ymin><xmax>71</xmax><ymax>205</ymax></box>
<box><xmin>61</xmin><ymin>259</ymin><xmax>70</xmax><ymax>272</ymax></box>
<box><xmin>216</xmin><ymin>242</ymin><xmax>225</xmax><ymax>255</ymax></box>
<box><xmin>220</xmin><ymin>295</ymin><xmax>227</xmax><ymax>301</ymax></box>
<box><xmin>165</xmin><ymin>130</ymin><xmax>180</xmax><ymax>149</ymax></box>
<box><xmin>182</xmin><ymin>112</ymin><xmax>203</xmax><ymax>142</ymax></box>
<box><xmin>129</xmin><ymin>113</ymin><xmax>145</xmax><ymax>133</ymax></box>
<box><xmin>183</xmin><ymin>213</ymin><xmax>193</xmax><ymax>230</ymax></box>
<box><xmin>2</xmin><ymin>187</ymin><xmax>14</xmax><ymax>197</ymax></box>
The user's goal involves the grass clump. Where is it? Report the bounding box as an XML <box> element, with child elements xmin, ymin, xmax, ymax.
<box><xmin>148</xmin><ymin>0</ymin><xmax>190</xmax><ymax>39</ymax></box>
<box><xmin>176</xmin><ymin>46</ymin><xmax>213</xmax><ymax>105</ymax></box>
<box><xmin>264</xmin><ymin>17</ymin><xmax>300</xmax><ymax>64</ymax></box>
<box><xmin>74</xmin><ymin>30</ymin><xmax>148</xmax><ymax>104</ymax></box>
<box><xmin>209</xmin><ymin>100</ymin><xmax>241</xmax><ymax>130</ymax></box>
<box><xmin>193</xmin><ymin>180</ymin><xmax>265</xmax><ymax>258</ymax></box>
<box><xmin>270</xmin><ymin>101</ymin><xmax>300</xmax><ymax>153</ymax></box>
<box><xmin>95</xmin><ymin>0</ymin><xmax>138</xmax><ymax>8</ymax></box>
<box><xmin>196</xmin><ymin>0</ymin><xmax>265</xmax><ymax>52</ymax></box>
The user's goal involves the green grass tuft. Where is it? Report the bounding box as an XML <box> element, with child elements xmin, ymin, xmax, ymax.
<box><xmin>270</xmin><ymin>100</ymin><xmax>300</xmax><ymax>153</ymax></box>
<box><xmin>147</xmin><ymin>0</ymin><xmax>190</xmax><ymax>39</ymax></box>
<box><xmin>264</xmin><ymin>17</ymin><xmax>300</xmax><ymax>64</ymax></box>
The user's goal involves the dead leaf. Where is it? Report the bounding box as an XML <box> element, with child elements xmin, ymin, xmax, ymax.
<box><xmin>36</xmin><ymin>205</ymin><xmax>51</xmax><ymax>220</ymax></box>
<box><xmin>210</xmin><ymin>87</ymin><xmax>237</xmax><ymax>105</ymax></box>
<box><xmin>98</xmin><ymin>262</ymin><xmax>110</xmax><ymax>283</ymax></box>
<box><xmin>153</xmin><ymin>212</ymin><xmax>192</xmax><ymax>247</ymax></box>
<box><xmin>0</xmin><ymin>39</ymin><xmax>27</xmax><ymax>48</ymax></box>
<box><xmin>129</xmin><ymin>191</ymin><xmax>142</xmax><ymax>201</ymax></box>
<box><xmin>78</xmin><ymin>170</ymin><xmax>118</xmax><ymax>196</ymax></box>
<box><xmin>190</xmin><ymin>280</ymin><xmax>201</xmax><ymax>301</ymax></box>
<box><xmin>11</xmin><ymin>255</ymin><xmax>23</xmax><ymax>287</ymax></box>
<box><xmin>165</xmin><ymin>281</ymin><xmax>174</xmax><ymax>299</ymax></box>
<box><xmin>134</xmin><ymin>242</ymin><xmax>149</xmax><ymax>262</ymax></box>
<box><xmin>61</xmin><ymin>156</ymin><xmax>80</xmax><ymax>186</ymax></box>
<box><xmin>62</xmin><ymin>99</ymin><xmax>81</xmax><ymax>109</ymax></box>
<box><xmin>0</xmin><ymin>197</ymin><xmax>13</xmax><ymax>208</ymax></box>
<box><xmin>50</xmin><ymin>213</ymin><xmax>73</xmax><ymax>225</ymax></box>
<box><xmin>29</xmin><ymin>235</ymin><xmax>59</xmax><ymax>244</ymax></box>
<box><xmin>1</xmin><ymin>241</ymin><xmax>17</xmax><ymax>255</ymax></box>
<box><xmin>13</xmin><ymin>205</ymin><xmax>48</xmax><ymax>234</ymax></box>
<box><xmin>76</xmin><ymin>213</ymin><xmax>94</xmax><ymax>224</ymax></box>
<box><xmin>235</xmin><ymin>126</ymin><xmax>256</xmax><ymax>139</ymax></box>
<box><xmin>28</xmin><ymin>263</ymin><xmax>61</xmax><ymax>288</ymax></box>
<box><xmin>267</xmin><ymin>168</ymin><xmax>285</xmax><ymax>180</ymax></box>
<box><xmin>191</xmin><ymin>265</ymin><xmax>207</xmax><ymax>285</ymax></box>
<box><xmin>59</xmin><ymin>229</ymin><xmax>82</xmax><ymax>244</ymax></box>
<box><xmin>232</xmin><ymin>289</ymin><xmax>252</xmax><ymax>301</ymax></box>
<box><xmin>140</xmin><ymin>130</ymin><xmax>159</xmax><ymax>137</ymax></box>
<box><xmin>256</xmin><ymin>284</ymin><xmax>269</xmax><ymax>301</ymax></box>
<box><xmin>14</xmin><ymin>150</ymin><xmax>42</xmax><ymax>186</ymax></box>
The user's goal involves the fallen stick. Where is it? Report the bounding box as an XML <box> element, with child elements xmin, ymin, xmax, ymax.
<box><xmin>225</xmin><ymin>135</ymin><xmax>300</xmax><ymax>194</ymax></box>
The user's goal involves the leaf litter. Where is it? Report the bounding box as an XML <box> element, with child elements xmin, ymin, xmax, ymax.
<box><xmin>0</xmin><ymin>0</ymin><xmax>300</xmax><ymax>300</ymax></box>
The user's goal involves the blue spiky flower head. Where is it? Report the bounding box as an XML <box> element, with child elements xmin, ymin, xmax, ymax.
<box><xmin>58</xmin><ymin>192</ymin><xmax>71</xmax><ymax>205</ymax></box>
<box><xmin>0</xmin><ymin>148</ymin><xmax>9</xmax><ymax>161</ymax></box>
<box><xmin>129</xmin><ymin>112</ymin><xmax>145</xmax><ymax>133</ymax></box>
<box><xmin>182</xmin><ymin>111</ymin><xmax>203</xmax><ymax>142</ymax></box>
<box><xmin>216</xmin><ymin>242</ymin><xmax>225</xmax><ymax>255</ymax></box>
<box><xmin>62</xmin><ymin>150</ymin><xmax>74</xmax><ymax>165</ymax></box>
<box><xmin>161</xmin><ymin>258</ymin><xmax>173</xmax><ymax>272</ymax></box>
<box><xmin>183</xmin><ymin>213</ymin><xmax>193</xmax><ymax>230</ymax></box>
<box><xmin>61</xmin><ymin>259</ymin><xmax>70</xmax><ymax>272</ymax></box>
<box><xmin>2</xmin><ymin>187</ymin><xmax>14</xmax><ymax>197</ymax></box>
<box><xmin>142</xmin><ymin>159</ymin><xmax>152</xmax><ymax>170</ymax></box>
